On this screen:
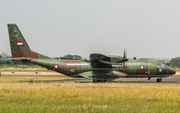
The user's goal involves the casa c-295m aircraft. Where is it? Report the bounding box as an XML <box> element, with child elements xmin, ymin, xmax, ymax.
<box><xmin>7</xmin><ymin>24</ymin><xmax>176</xmax><ymax>82</ymax></box>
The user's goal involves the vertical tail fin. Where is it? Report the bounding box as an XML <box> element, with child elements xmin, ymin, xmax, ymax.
<box><xmin>8</xmin><ymin>24</ymin><xmax>31</xmax><ymax>59</ymax></box>
<box><xmin>7</xmin><ymin>24</ymin><xmax>52</xmax><ymax>61</ymax></box>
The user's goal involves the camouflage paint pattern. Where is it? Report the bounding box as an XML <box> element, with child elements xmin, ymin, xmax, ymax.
<box><xmin>7</xmin><ymin>24</ymin><xmax>175</xmax><ymax>81</ymax></box>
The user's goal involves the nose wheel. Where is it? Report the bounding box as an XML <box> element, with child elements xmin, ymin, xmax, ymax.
<box><xmin>157</xmin><ymin>78</ymin><xmax>162</xmax><ymax>82</ymax></box>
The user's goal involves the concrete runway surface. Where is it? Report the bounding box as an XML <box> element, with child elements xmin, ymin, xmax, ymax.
<box><xmin>43</xmin><ymin>75</ymin><xmax>180</xmax><ymax>84</ymax></box>
<box><xmin>1</xmin><ymin>70</ymin><xmax>180</xmax><ymax>84</ymax></box>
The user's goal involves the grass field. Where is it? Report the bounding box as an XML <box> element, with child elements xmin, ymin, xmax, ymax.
<box><xmin>0</xmin><ymin>72</ymin><xmax>62</xmax><ymax>76</ymax></box>
<box><xmin>0</xmin><ymin>76</ymin><xmax>72</xmax><ymax>82</ymax></box>
<box><xmin>0</xmin><ymin>65</ymin><xmax>179</xmax><ymax>112</ymax></box>
<box><xmin>0</xmin><ymin>65</ymin><xmax>47</xmax><ymax>70</ymax></box>
<box><xmin>0</xmin><ymin>79</ymin><xmax>179</xmax><ymax>113</ymax></box>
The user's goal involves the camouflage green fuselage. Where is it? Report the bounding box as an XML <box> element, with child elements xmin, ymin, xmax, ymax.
<box><xmin>34</xmin><ymin>59</ymin><xmax>175</xmax><ymax>80</ymax></box>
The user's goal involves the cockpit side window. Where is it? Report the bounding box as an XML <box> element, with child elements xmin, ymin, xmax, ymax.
<box><xmin>163</xmin><ymin>63</ymin><xmax>167</xmax><ymax>66</ymax></box>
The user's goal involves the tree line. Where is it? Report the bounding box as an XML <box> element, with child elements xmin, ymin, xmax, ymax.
<box><xmin>168</xmin><ymin>57</ymin><xmax>180</xmax><ymax>68</ymax></box>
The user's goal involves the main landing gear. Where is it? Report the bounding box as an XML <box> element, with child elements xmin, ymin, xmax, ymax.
<box><xmin>157</xmin><ymin>78</ymin><xmax>162</xmax><ymax>82</ymax></box>
<box><xmin>93</xmin><ymin>79</ymin><xmax>107</xmax><ymax>83</ymax></box>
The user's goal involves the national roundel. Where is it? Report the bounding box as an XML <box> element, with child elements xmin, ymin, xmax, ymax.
<box><xmin>54</xmin><ymin>64</ymin><xmax>58</xmax><ymax>69</ymax></box>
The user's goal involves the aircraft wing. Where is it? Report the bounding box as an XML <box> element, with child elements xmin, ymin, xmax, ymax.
<box><xmin>90</xmin><ymin>53</ymin><xmax>112</xmax><ymax>68</ymax></box>
<box><xmin>90</xmin><ymin>53</ymin><xmax>112</xmax><ymax>79</ymax></box>
<box><xmin>89</xmin><ymin>53</ymin><xmax>126</xmax><ymax>79</ymax></box>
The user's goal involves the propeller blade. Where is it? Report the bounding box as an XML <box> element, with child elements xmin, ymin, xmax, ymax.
<box><xmin>123</xmin><ymin>48</ymin><xmax>128</xmax><ymax>72</ymax></box>
<box><xmin>123</xmin><ymin>49</ymin><xmax>128</xmax><ymax>61</ymax></box>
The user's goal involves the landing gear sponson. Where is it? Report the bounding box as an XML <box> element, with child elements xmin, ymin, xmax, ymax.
<box><xmin>93</xmin><ymin>78</ymin><xmax>163</xmax><ymax>83</ymax></box>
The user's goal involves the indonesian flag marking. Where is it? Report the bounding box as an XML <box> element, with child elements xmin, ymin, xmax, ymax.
<box><xmin>17</xmin><ymin>41</ymin><xmax>22</xmax><ymax>45</ymax></box>
<box><xmin>54</xmin><ymin>64</ymin><xmax>58</xmax><ymax>69</ymax></box>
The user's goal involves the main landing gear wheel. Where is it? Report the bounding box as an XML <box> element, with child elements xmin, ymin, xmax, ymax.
<box><xmin>157</xmin><ymin>78</ymin><xmax>162</xmax><ymax>82</ymax></box>
<box><xmin>97</xmin><ymin>80</ymin><xmax>103</xmax><ymax>83</ymax></box>
<box><xmin>93</xmin><ymin>79</ymin><xmax>107</xmax><ymax>83</ymax></box>
<box><xmin>93</xmin><ymin>79</ymin><xmax>96</xmax><ymax>83</ymax></box>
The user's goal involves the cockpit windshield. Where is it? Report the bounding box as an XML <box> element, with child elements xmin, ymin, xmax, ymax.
<box><xmin>156</xmin><ymin>63</ymin><xmax>167</xmax><ymax>67</ymax></box>
<box><xmin>156</xmin><ymin>63</ymin><xmax>162</xmax><ymax>67</ymax></box>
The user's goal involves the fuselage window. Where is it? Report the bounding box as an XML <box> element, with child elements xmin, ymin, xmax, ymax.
<box><xmin>137</xmin><ymin>66</ymin><xmax>140</xmax><ymax>69</ymax></box>
<box><xmin>77</xmin><ymin>66</ymin><xmax>79</xmax><ymax>69</ymax></box>
<box><xmin>144</xmin><ymin>66</ymin><xmax>147</xmax><ymax>68</ymax></box>
<box><xmin>81</xmin><ymin>66</ymin><xmax>83</xmax><ymax>69</ymax></box>
<box><xmin>141</xmin><ymin>66</ymin><xmax>143</xmax><ymax>69</ymax></box>
<box><xmin>134</xmin><ymin>66</ymin><xmax>136</xmax><ymax>69</ymax></box>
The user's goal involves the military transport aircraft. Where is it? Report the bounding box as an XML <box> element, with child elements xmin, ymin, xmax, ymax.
<box><xmin>7</xmin><ymin>24</ymin><xmax>176</xmax><ymax>82</ymax></box>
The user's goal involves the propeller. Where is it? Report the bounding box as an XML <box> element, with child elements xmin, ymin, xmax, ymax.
<box><xmin>123</xmin><ymin>49</ymin><xmax>128</xmax><ymax>61</ymax></box>
<box><xmin>122</xmin><ymin>49</ymin><xmax>128</xmax><ymax>72</ymax></box>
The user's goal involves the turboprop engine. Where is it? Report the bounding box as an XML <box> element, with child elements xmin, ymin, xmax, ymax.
<box><xmin>90</xmin><ymin>49</ymin><xmax>128</xmax><ymax>65</ymax></box>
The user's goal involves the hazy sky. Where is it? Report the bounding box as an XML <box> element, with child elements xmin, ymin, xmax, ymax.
<box><xmin>1</xmin><ymin>0</ymin><xmax>180</xmax><ymax>58</ymax></box>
